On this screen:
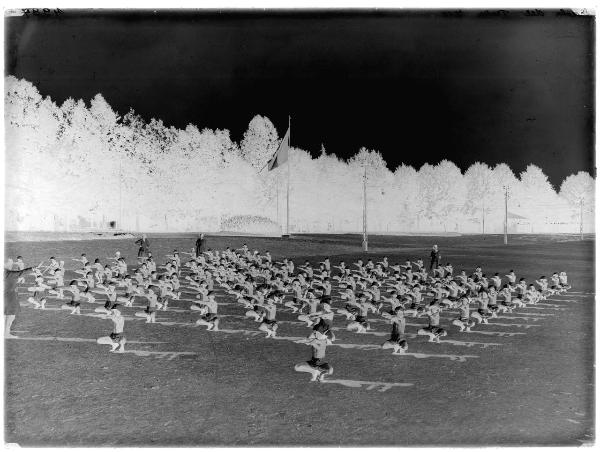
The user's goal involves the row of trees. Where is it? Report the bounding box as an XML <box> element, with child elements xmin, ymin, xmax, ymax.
<box><xmin>5</xmin><ymin>76</ymin><xmax>595</xmax><ymax>233</ymax></box>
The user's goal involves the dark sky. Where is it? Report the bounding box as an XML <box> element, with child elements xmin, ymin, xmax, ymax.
<box><xmin>5</xmin><ymin>9</ymin><xmax>595</xmax><ymax>188</ymax></box>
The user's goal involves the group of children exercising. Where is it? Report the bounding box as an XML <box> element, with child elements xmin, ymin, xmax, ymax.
<box><xmin>9</xmin><ymin>241</ymin><xmax>572</xmax><ymax>382</ymax></box>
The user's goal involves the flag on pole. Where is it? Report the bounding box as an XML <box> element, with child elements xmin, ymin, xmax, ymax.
<box><xmin>267</xmin><ymin>127</ymin><xmax>290</xmax><ymax>171</ymax></box>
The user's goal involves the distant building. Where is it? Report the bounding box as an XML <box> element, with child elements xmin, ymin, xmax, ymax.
<box><xmin>507</xmin><ymin>212</ymin><xmax>531</xmax><ymax>233</ymax></box>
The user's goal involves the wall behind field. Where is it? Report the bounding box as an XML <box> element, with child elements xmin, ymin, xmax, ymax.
<box><xmin>4</xmin><ymin>76</ymin><xmax>595</xmax><ymax>235</ymax></box>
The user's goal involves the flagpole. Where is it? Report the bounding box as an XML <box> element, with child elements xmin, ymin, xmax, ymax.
<box><xmin>286</xmin><ymin>115</ymin><xmax>291</xmax><ymax>236</ymax></box>
<box><xmin>362</xmin><ymin>164</ymin><xmax>368</xmax><ymax>252</ymax></box>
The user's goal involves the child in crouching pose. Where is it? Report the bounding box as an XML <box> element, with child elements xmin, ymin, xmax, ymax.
<box><xmin>295</xmin><ymin>322</ymin><xmax>334</xmax><ymax>382</ymax></box>
<box><xmin>94</xmin><ymin>282</ymin><xmax>118</xmax><ymax>314</ymax></box>
<box><xmin>558</xmin><ymin>272</ymin><xmax>571</xmax><ymax>291</ymax></box>
<box><xmin>96</xmin><ymin>304</ymin><xmax>126</xmax><ymax>353</ymax></box>
<box><xmin>297</xmin><ymin>291</ymin><xmax>321</xmax><ymax>326</ymax></box>
<box><xmin>194</xmin><ymin>292</ymin><xmax>220</xmax><ymax>331</ymax></box>
<box><xmin>381</xmin><ymin>307</ymin><xmax>408</xmax><ymax>354</ymax></box>
<box><xmin>307</xmin><ymin>300</ymin><xmax>335</xmax><ymax>329</ymax></box>
<box><xmin>135</xmin><ymin>287</ymin><xmax>161</xmax><ymax>323</ymax></box>
<box><xmin>257</xmin><ymin>296</ymin><xmax>278</xmax><ymax>338</ymax></box>
<box><xmin>471</xmin><ymin>288</ymin><xmax>491</xmax><ymax>324</ymax></box>
<box><xmin>346</xmin><ymin>295</ymin><xmax>375</xmax><ymax>333</ymax></box>
<box><xmin>499</xmin><ymin>285</ymin><xmax>516</xmax><ymax>312</ymax></box>
<box><xmin>452</xmin><ymin>296</ymin><xmax>476</xmax><ymax>332</ymax></box>
<box><xmin>417</xmin><ymin>300</ymin><xmax>447</xmax><ymax>343</ymax></box>
<box><xmin>487</xmin><ymin>286</ymin><xmax>500</xmax><ymax>317</ymax></box>
<box><xmin>46</xmin><ymin>268</ymin><xmax>66</xmax><ymax>299</ymax></box>
<box><xmin>61</xmin><ymin>280</ymin><xmax>82</xmax><ymax>314</ymax></box>
<box><xmin>26</xmin><ymin>275</ymin><xmax>50</xmax><ymax>309</ymax></box>
<box><xmin>524</xmin><ymin>284</ymin><xmax>542</xmax><ymax>304</ymax></box>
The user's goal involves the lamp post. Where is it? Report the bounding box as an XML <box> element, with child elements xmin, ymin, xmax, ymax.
<box><xmin>503</xmin><ymin>185</ymin><xmax>509</xmax><ymax>245</ymax></box>
<box><xmin>579</xmin><ymin>197</ymin><xmax>584</xmax><ymax>240</ymax></box>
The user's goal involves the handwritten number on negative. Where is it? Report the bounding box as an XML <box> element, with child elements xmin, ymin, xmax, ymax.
<box><xmin>21</xmin><ymin>8</ymin><xmax>63</xmax><ymax>17</ymax></box>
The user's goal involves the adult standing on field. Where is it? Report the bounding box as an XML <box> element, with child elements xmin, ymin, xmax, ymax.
<box><xmin>195</xmin><ymin>233</ymin><xmax>206</xmax><ymax>257</ymax></box>
<box><xmin>4</xmin><ymin>258</ymin><xmax>32</xmax><ymax>338</ymax></box>
<box><xmin>429</xmin><ymin>244</ymin><xmax>441</xmax><ymax>271</ymax></box>
<box><xmin>135</xmin><ymin>234</ymin><xmax>150</xmax><ymax>259</ymax></box>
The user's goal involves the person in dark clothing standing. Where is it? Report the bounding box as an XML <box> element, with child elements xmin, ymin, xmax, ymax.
<box><xmin>429</xmin><ymin>244</ymin><xmax>441</xmax><ymax>271</ymax></box>
<box><xmin>135</xmin><ymin>234</ymin><xmax>150</xmax><ymax>259</ymax></box>
<box><xmin>195</xmin><ymin>234</ymin><xmax>205</xmax><ymax>257</ymax></box>
<box><xmin>5</xmin><ymin>259</ymin><xmax>32</xmax><ymax>338</ymax></box>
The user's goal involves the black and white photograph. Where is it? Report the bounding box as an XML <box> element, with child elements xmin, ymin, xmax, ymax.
<box><xmin>3</xmin><ymin>6</ymin><xmax>595</xmax><ymax>446</ymax></box>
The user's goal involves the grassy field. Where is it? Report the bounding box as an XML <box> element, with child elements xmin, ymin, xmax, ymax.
<box><xmin>4</xmin><ymin>233</ymin><xmax>595</xmax><ymax>446</ymax></box>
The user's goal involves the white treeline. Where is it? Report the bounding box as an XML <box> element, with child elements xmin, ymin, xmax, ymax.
<box><xmin>4</xmin><ymin>76</ymin><xmax>595</xmax><ymax>234</ymax></box>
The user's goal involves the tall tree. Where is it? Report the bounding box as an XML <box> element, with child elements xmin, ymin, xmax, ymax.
<box><xmin>464</xmin><ymin>162</ymin><xmax>494</xmax><ymax>233</ymax></box>
<box><xmin>240</xmin><ymin>115</ymin><xmax>279</xmax><ymax>170</ymax></box>
<box><xmin>418</xmin><ymin>160</ymin><xmax>466</xmax><ymax>231</ymax></box>
<box><xmin>393</xmin><ymin>164</ymin><xmax>420</xmax><ymax>231</ymax></box>
<box><xmin>518</xmin><ymin>164</ymin><xmax>559</xmax><ymax>217</ymax></box>
<box><xmin>559</xmin><ymin>171</ymin><xmax>595</xmax><ymax>219</ymax></box>
<box><xmin>347</xmin><ymin>148</ymin><xmax>391</xmax><ymax>231</ymax></box>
